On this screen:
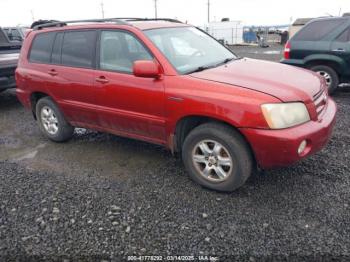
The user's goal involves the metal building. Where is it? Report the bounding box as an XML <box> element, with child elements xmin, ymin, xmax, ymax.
<box><xmin>207</xmin><ymin>21</ymin><xmax>244</xmax><ymax>45</ymax></box>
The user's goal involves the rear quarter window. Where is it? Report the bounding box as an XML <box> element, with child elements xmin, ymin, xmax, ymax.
<box><xmin>294</xmin><ymin>19</ymin><xmax>347</xmax><ymax>41</ymax></box>
<box><xmin>29</xmin><ymin>32</ymin><xmax>56</xmax><ymax>63</ymax></box>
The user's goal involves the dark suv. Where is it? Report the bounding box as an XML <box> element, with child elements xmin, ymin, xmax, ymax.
<box><xmin>281</xmin><ymin>16</ymin><xmax>350</xmax><ymax>94</ymax></box>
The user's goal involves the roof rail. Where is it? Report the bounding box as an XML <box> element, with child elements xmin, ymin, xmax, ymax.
<box><xmin>33</xmin><ymin>17</ymin><xmax>184</xmax><ymax>30</ymax></box>
<box><xmin>33</xmin><ymin>18</ymin><xmax>129</xmax><ymax>30</ymax></box>
<box><xmin>114</xmin><ymin>18</ymin><xmax>183</xmax><ymax>23</ymax></box>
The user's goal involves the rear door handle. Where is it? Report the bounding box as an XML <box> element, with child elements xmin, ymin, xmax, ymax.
<box><xmin>95</xmin><ymin>76</ymin><xmax>109</xmax><ymax>84</ymax></box>
<box><xmin>48</xmin><ymin>69</ymin><xmax>58</xmax><ymax>76</ymax></box>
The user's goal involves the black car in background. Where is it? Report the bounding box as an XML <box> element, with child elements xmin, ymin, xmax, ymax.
<box><xmin>3</xmin><ymin>27</ymin><xmax>26</xmax><ymax>42</ymax></box>
<box><xmin>281</xmin><ymin>16</ymin><xmax>350</xmax><ymax>94</ymax></box>
<box><xmin>0</xmin><ymin>27</ymin><xmax>21</xmax><ymax>92</ymax></box>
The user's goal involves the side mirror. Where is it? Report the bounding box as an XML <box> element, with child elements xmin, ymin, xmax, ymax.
<box><xmin>133</xmin><ymin>60</ymin><xmax>161</xmax><ymax>78</ymax></box>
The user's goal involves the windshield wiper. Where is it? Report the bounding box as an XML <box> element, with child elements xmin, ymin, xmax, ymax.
<box><xmin>186</xmin><ymin>65</ymin><xmax>216</xmax><ymax>74</ymax></box>
<box><xmin>187</xmin><ymin>57</ymin><xmax>236</xmax><ymax>74</ymax></box>
<box><xmin>216</xmin><ymin>57</ymin><xmax>235</xmax><ymax>66</ymax></box>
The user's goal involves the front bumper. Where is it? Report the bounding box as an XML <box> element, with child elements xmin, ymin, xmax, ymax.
<box><xmin>240</xmin><ymin>98</ymin><xmax>337</xmax><ymax>169</ymax></box>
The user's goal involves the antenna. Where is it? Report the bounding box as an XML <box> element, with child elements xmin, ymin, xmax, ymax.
<box><xmin>154</xmin><ymin>0</ymin><xmax>158</xmax><ymax>19</ymax></box>
<box><xmin>207</xmin><ymin>0</ymin><xmax>210</xmax><ymax>23</ymax></box>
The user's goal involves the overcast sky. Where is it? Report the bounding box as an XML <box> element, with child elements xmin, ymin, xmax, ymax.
<box><xmin>1</xmin><ymin>0</ymin><xmax>350</xmax><ymax>27</ymax></box>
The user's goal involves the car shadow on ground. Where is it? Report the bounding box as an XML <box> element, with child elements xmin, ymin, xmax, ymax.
<box><xmin>0</xmin><ymin>89</ymin><xmax>21</xmax><ymax>110</ymax></box>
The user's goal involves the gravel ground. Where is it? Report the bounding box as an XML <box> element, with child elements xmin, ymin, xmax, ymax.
<box><xmin>0</xmin><ymin>46</ymin><xmax>349</xmax><ymax>261</ymax></box>
<box><xmin>230</xmin><ymin>44</ymin><xmax>284</xmax><ymax>62</ymax></box>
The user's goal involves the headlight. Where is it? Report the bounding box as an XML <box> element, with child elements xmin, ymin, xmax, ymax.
<box><xmin>261</xmin><ymin>102</ymin><xmax>310</xmax><ymax>129</ymax></box>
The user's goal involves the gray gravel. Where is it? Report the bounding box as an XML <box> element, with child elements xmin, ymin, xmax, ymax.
<box><xmin>230</xmin><ymin>44</ymin><xmax>284</xmax><ymax>62</ymax></box>
<box><xmin>0</xmin><ymin>46</ymin><xmax>350</xmax><ymax>261</ymax></box>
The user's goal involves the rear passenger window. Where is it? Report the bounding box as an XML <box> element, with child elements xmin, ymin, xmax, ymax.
<box><xmin>61</xmin><ymin>31</ymin><xmax>96</xmax><ymax>68</ymax></box>
<box><xmin>29</xmin><ymin>32</ymin><xmax>56</xmax><ymax>63</ymax></box>
<box><xmin>294</xmin><ymin>19</ymin><xmax>347</xmax><ymax>41</ymax></box>
<box><xmin>336</xmin><ymin>28</ymin><xmax>350</xmax><ymax>42</ymax></box>
<box><xmin>51</xmin><ymin>32</ymin><xmax>64</xmax><ymax>64</ymax></box>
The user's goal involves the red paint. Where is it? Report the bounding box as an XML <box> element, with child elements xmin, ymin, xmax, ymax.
<box><xmin>133</xmin><ymin>60</ymin><xmax>161</xmax><ymax>78</ymax></box>
<box><xmin>240</xmin><ymin>99</ymin><xmax>336</xmax><ymax>169</ymax></box>
<box><xmin>16</xmin><ymin>22</ymin><xmax>337</xmax><ymax>169</ymax></box>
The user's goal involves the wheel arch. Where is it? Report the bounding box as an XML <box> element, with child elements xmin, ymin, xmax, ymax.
<box><xmin>173</xmin><ymin>115</ymin><xmax>257</xmax><ymax>168</ymax></box>
<box><xmin>304</xmin><ymin>55</ymin><xmax>345</xmax><ymax>75</ymax></box>
<box><xmin>30</xmin><ymin>91</ymin><xmax>50</xmax><ymax>119</ymax></box>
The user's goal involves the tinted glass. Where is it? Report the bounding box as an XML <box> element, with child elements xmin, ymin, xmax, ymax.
<box><xmin>29</xmin><ymin>32</ymin><xmax>56</xmax><ymax>63</ymax></box>
<box><xmin>294</xmin><ymin>19</ymin><xmax>346</xmax><ymax>41</ymax></box>
<box><xmin>99</xmin><ymin>31</ymin><xmax>152</xmax><ymax>73</ymax></box>
<box><xmin>0</xmin><ymin>29</ymin><xmax>9</xmax><ymax>44</ymax></box>
<box><xmin>61</xmin><ymin>31</ymin><xmax>96</xmax><ymax>68</ymax></box>
<box><xmin>51</xmin><ymin>32</ymin><xmax>63</xmax><ymax>64</ymax></box>
<box><xmin>336</xmin><ymin>28</ymin><xmax>350</xmax><ymax>42</ymax></box>
<box><xmin>8</xmin><ymin>29</ymin><xmax>22</xmax><ymax>41</ymax></box>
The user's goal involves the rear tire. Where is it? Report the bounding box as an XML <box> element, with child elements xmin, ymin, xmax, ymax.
<box><xmin>310</xmin><ymin>65</ymin><xmax>339</xmax><ymax>95</ymax></box>
<box><xmin>35</xmin><ymin>97</ymin><xmax>74</xmax><ymax>142</ymax></box>
<box><xmin>182</xmin><ymin>122</ymin><xmax>253</xmax><ymax>192</ymax></box>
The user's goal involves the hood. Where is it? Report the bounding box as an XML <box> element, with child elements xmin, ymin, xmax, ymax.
<box><xmin>190</xmin><ymin>58</ymin><xmax>322</xmax><ymax>102</ymax></box>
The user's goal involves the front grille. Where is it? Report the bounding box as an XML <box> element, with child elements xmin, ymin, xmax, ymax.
<box><xmin>313</xmin><ymin>89</ymin><xmax>327</xmax><ymax>117</ymax></box>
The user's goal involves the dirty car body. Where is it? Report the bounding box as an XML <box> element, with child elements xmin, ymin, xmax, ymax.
<box><xmin>16</xmin><ymin>19</ymin><xmax>337</xmax><ymax>191</ymax></box>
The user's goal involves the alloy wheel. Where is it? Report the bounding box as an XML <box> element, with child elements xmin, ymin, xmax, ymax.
<box><xmin>192</xmin><ymin>140</ymin><xmax>233</xmax><ymax>182</ymax></box>
<box><xmin>316</xmin><ymin>70</ymin><xmax>332</xmax><ymax>87</ymax></box>
<box><xmin>40</xmin><ymin>106</ymin><xmax>59</xmax><ymax>135</ymax></box>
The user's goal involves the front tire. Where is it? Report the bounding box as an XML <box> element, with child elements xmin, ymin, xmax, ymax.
<box><xmin>35</xmin><ymin>97</ymin><xmax>74</xmax><ymax>142</ymax></box>
<box><xmin>182</xmin><ymin>123</ymin><xmax>253</xmax><ymax>192</ymax></box>
<box><xmin>310</xmin><ymin>65</ymin><xmax>339</xmax><ymax>95</ymax></box>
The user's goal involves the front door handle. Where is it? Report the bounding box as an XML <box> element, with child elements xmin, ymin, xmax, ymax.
<box><xmin>95</xmin><ymin>76</ymin><xmax>109</xmax><ymax>84</ymax></box>
<box><xmin>332</xmin><ymin>48</ymin><xmax>346</xmax><ymax>52</ymax></box>
<box><xmin>48</xmin><ymin>69</ymin><xmax>58</xmax><ymax>76</ymax></box>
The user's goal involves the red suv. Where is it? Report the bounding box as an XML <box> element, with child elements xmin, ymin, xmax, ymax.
<box><xmin>16</xmin><ymin>18</ymin><xmax>337</xmax><ymax>192</ymax></box>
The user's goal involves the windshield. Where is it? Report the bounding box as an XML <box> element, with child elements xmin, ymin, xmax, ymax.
<box><xmin>144</xmin><ymin>27</ymin><xmax>237</xmax><ymax>74</ymax></box>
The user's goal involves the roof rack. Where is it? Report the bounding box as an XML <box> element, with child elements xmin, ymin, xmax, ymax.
<box><xmin>33</xmin><ymin>17</ymin><xmax>184</xmax><ymax>31</ymax></box>
<box><xmin>33</xmin><ymin>18</ymin><xmax>129</xmax><ymax>30</ymax></box>
<box><xmin>115</xmin><ymin>18</ymin><xmax>183</xmax><ymax>23</ymax></box>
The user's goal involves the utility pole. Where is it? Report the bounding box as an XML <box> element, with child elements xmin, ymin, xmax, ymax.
<box><xmin>154</xmin><ymin>0</ymin><xmax>158</xmax><ymax>19</ymax></box>
<box><xmin>207</xmin><ymin>0</ymin><xmax>211</xmax><ymax>23</ymax></box>
<box><xmin>30</xmin><ymin>10</ymin><xmax>35</xmax><ymax>22</ymax></box>
<box><xmin>101</xmin><ymin>1</ymin><xmax>105</xmax><ymax>19</ymax></box>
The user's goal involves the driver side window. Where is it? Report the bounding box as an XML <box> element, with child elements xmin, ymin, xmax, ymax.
<box><xmin>336</xmin><ymin>27</ymin><xmax>350</xmax><ymax>42</ymax></box>
<box><xmin>99</xmin><ymin>31</ymin><xmax>153</xmax><ymax>73</ymax></box>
